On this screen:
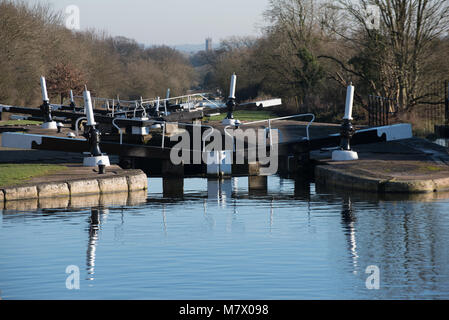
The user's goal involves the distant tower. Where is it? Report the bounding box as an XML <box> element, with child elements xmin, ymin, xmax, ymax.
<box><xmin>205</xmin><ymin>38</ymin><xmax>212</xmax><ymax>52</ymax></box>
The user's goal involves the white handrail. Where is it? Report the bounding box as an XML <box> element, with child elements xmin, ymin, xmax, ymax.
<box><xmin>116</xmin><ymin>118</ymin><xmax>216</xmax><ymax>150</ymax></box>
<box><xmin>133</xmin><ymin>102</ymin><xmax>147</xmax><ymax>119</ymax></box>
<box><xmin>223</xmin><ymin>113</ymin><xmax>315</xmax><ymax>152</ymax></box>
<box><xmin>241</xmin><ymin>113</ymin><xmax>315</xmax><ymax>141</ymax></box>
<box><xmin>197</xmin><ymin>94</ymin><xmax>222</xmax><ymax>109</ymax></box>
<box><xmin>112</xmin><ymin>118</ymin><xmax>123</xmax><ymax>145</ymax></box>
<box><xmin>75</xmin><ymin>92</ymin><xmax>222</xmax><ymax>116</ymax></box>
<box><xmin>74</xmin><ymin>95</ymin><xmax>136</xmax><ymax>104</ymax></box>
<box><xmin>161</xmin><ymin>122</ymin><xmax>166</xmax><ymax>149</ymax></box>
<box><xmin>140</xmin><ymin>93</ymin><xmax>217</xmax><ymax>107</ymax></box>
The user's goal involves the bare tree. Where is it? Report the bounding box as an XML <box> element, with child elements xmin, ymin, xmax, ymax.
<box><xmin>325</xmin><ymin>0</ymin><xmax>449</xmax><ymax>111</ymax></box>
<box><xmin>261</xmin><ymin>0</ymin><xmax>327</xmax><ymax>107</ymax></box>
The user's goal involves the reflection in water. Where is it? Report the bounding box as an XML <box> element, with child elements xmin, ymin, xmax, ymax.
<box><xmin>163</xmin><ymin>178</ymin><xmax>184</xmax><ymax>198</ymax></box>
<box><xmin>207</xmin><ymin>179</ymin><xmax>233</xmax><ymax>207</ymax></box>
<box><xmin>3</xmin><ymin>176</ymin><xmax>449</xmax><ymax>299</ymax></box>
<box><xmin>294</xmin><ymin>178</ymin><xmax>311</xmax><ymax>200</ymax></box>
<box><xmin>4</xmin><ymin>199</ymin><xmax>39</xmax><ymax>211</ymax></box>
<box><xmin>39</xmin><ymin>197</ymin><xmax>70</xmax><ymax>209</ymax></box>
<box><xmin>71</xmin><ymin>194</ymin><xmax>101</xmax><ymax>209</ymax></box>
<box><xmin>1</xmin><ymin>190</ymin><xmax>147</xmax><ymax>212</ymax></box>
<box><xmin>86</xmin><ymin>207</ymin><xmax>109</xmax><ymax>281</ymax></box>
<box><xmin>100</xmin><ymin>192</ymin><xmax>128</xmax><ymax>207</ymax></box>
<box><xmin>203</xmin><ymin>199</ymin><xmax>215</xmax><ymax>230</ymax></box>
<box><xmin>128</xmin><ymin>190</ymin><xmax>148</xmax><ymax>206</ymax></box>
<box><xmin>340</xmin><ymin>196</ymin><xmax>359</xmax><ymax>274</ymax></box>
<box><xmin>162</xmin><ymin>204</ymin><xmax>167</xmax><ymax>236</ymax></box>
<box><xmin>86</xmin><ymin>208</ymin><xmax>99</xmax><ymax>281</ymax></box>
<box><xmin>114</xmin><ymin>210</ymin><xmax>125</xmax><ymax>243</ymax></box>
<box><xmin>248</xmin><ymin>176</ymin><xmax>268</xmax><ymax>196</ymax></box>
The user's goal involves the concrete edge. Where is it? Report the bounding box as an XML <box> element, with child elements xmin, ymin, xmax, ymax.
<box><xmin>2</xmin><ymin>185</ymin><xmax>38</xmax><ymax>201</ymax></box>
<box><xmin>315</xmin><ymin>165</ymin><xmax>449</xmax><ymax>194</ymax></box>
<box><xmin>37</xmin><ymin>182</ymin><xmax>70</xmax><ymax>198</ymax></box>
<box><xmin>0</xmin><ymin>170</ymin><xmax>148</xmax><ymax>202</ymax></box>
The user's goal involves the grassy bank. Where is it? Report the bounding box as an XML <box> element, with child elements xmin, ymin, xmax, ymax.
<box><xmin>0</xmin><ymin>120</ymin><xmax>42</xmax><ymax>126</ymax></box>
<box><xmin>206</xmin><ymin>110</ymin><xmax>276</xmax><ymax>122</ymax></box>
<box><xmin>0</xmin><ymin>164</ymin><xmax>67</xmax><ymax>187</ymax></box>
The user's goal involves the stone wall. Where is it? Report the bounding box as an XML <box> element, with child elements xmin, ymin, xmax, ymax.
<box><xmin>1</xmin><ymin>171</ymin><xmax>148</xmax><ymax>202</ymax></box>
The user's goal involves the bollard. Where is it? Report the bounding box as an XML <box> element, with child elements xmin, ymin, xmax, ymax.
<box><xmin>98</xmin><ymin>160</ymin><xmax>106</xmax><ymax>174</ymax></box>
<box><xmin>57</xmin><ymin>122</ymin><xmax>63</xmax><ymax>133</ymax></box>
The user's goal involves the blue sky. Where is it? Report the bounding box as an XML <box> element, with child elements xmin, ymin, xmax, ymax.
<box><xmin>29</xmin><ymin>0</ymin><xmax>270</xmax><ymax>45</ymax></box>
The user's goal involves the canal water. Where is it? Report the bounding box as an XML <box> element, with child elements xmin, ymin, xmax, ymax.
<box><xmin>1</xmin><ymin>176</ymin><xmax>449</xmax><ymax>300</ymax></box>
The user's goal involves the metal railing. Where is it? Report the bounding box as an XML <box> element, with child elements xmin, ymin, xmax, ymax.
<box><xmin>111</xmin><ymin>118</ymin><xmax>217</xmax><ymax>150</ymax></box>
<box><xmin>224</xmin><ymin>113</ymin><xmax>315</xmax><ymax>150</ymax></box>
<box><xmin>368</xmin><ymin>95</ymin><xmax>397</xmax><ymax>127</ymax></box>
<box><xmin>140</xmin><ymin>93</ymin><xmax>223</xmax><ymax>110</ymax></box>
<box><xmin>74</xmin><ymin>92</ymin><xmax>223</xmax><ymax>117</ymax></box>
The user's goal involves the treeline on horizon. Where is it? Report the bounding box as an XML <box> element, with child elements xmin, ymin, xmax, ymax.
<box><xmin>0</xmin><ymin>0</ymin><xmax>196</xmax><ymax>106</ymax></box>
<box><xmin>1</xmin><ymin>0</ymin><xmax>449</xmax><ymax>125</ymax></box>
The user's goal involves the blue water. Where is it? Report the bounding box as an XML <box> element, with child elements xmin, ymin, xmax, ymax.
<box><xmin>1</xmin><ymin>176</ymin><xmax>449</xmax><ymax>300</ymax></box>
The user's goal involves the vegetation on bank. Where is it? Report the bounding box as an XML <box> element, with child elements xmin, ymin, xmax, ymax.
<box><xmin>205</xmin><ymin>110</ymin><xmax>276</xmax><ymax>122</ymax></box>
<box><xmin>0</xmin><ymin>164</ymin><xmax>67</xmax><ymax>187</ymax></box>
<box><xmin>192</xmin><ymin>0</ymin><xmax>449</xmax><ymax>126</ymax></box>
<box><xmin>0</xmin><ymin>120</ymin><xmax>42</xmax><ymax>126</ymax></box>
<box><xmin>1</xmin><ymin>0</ymin><xmax>448</xmax><ymax>130</ymax></box>
<box><xmin>0</xmin><ymin>0</ymin><xmax>196</xmax><ymax>107</ymax></box>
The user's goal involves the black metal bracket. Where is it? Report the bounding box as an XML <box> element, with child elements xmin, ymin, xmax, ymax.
<box><xmin>84</xmin><ymin>125</ymin><xmax>103</xmax><ymax>157</ymax></box>
<box><xmin>340</xmin><ymin>119</ymin><xmax>356</xmax><ymax>151</ymax></box>
<box><xmin>40</xmin><ymin>100</ymin><xmax>53</xmax><ymax>123</ymax></box>
<box><xmin>70</xmin><ymin>101</ymin><xmax>76</xmax><ymax>112</ymax></box>
<box><xmin>226</xmin><ymin>98</ymin><xmax>237</xmax><ymax>119</ymax></box>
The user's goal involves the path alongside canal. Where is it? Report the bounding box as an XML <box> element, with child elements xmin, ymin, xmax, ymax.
<box><xmin>314</xmin><ymin>137</ymin><xmax>449</xmax><ymax>193</ymax></box>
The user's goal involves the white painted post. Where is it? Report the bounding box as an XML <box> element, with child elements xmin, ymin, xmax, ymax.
<box><xmin>229</xmin><ymin>73</ymin><xmax>237</xmax><ymax>99</ymax></box>
<box><xmin>40</xmin><ymin>76</ymin><xmax>49</xmax><ymax>102</ymax></box>
<box><xmin>344</xmin><ymin>83</ymin><xmax>355</xmax><ymax>120</ymax></box>
<box><xmin>83</xmin><ymin>87</ymin><xmax>96</xmax><ymax>126</ymax></box>
<box><xmin>70</xmin><ymin>90</ymin><xmax>74</xmax><ymax>103</ymax></box>
<box><xmin>166</xmin><ymin>88</ymin><xmax>171</xmax><ymax>100</ymax></box>
<box><xmin>40</xmin><ymin>76</ymin><xmax>58</xmax><ymax>129</ymax></box>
